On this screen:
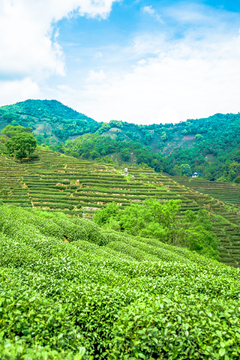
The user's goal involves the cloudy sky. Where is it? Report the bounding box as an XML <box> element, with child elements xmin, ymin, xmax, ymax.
<box><xmin>0</xmin><ymin>0</ymin><xmax>240</xmax><ymax>124</ymax></box>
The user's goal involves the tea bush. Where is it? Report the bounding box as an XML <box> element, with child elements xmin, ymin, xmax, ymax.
<box><xmin>0</xmin><ymin>204</ymin><xmax>240</xmax><ymax>359</ymax></box>
<box><xmin>108</xmin><ymin>295</ymin><xmax>240</xmax><ymax>359</ymax></box>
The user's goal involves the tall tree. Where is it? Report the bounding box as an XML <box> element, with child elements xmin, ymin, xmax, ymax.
<box><xmin>6</xmin><ymin>132</ymin><xmax>37</xmax><ymax>160</ymax></box>
<box><xmin>1</xmin><ymin>125</ymin><xmax>32</xmax><ymax>138</ymax></box>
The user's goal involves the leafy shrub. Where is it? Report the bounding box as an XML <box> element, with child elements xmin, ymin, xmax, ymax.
<box><xmin>108</xmin><ymin>295</ymin><xmax>240</xmax><ymax>359</ymax></box>
<box><xmin>54</xmin><ymin>217</ymin><xmax>88</xmax><ymax>242</ymax></box>
<box><xmin>72</xmin><ymin>217</ymin><xmax>107</xmax><ymax>246</ymax></box>
<box><xmin>0</xmin><ymin>204</ymin><xmax>239</xmax><ymax>359</ymax></box>
<box><xmin>0</xmin><ymin>234</ymin><xmax>40</xmax><ymax>267</ymax></box>
<box><xmin>107</xmin><ymin>241</ymin><xmax>159</xmax><ymax>262</ymax></box>
<box><xmin>32</xmin><ymin>217</ymin><xmax>64</xmax><ymax>238</ymax></box>
<box><xmin>0</xmin><ymin>338</ymin><xmax>86</xmax><ymax>360</ymax></box>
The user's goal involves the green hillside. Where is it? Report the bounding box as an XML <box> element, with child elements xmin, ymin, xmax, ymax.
<box><xmin>1</xmin><ymin>99</ymin><xmax>240</xmax><ymax>181</ymax></box>
<box><xmin>1</xmin><ymin>203</ymin><xmax>240</xmax><ymax>359</ymax></box>
<box><xmin>1</xmin><ymin>147</ymin><xmax>240</xmax><ymax>358</ymax></box>
<box><xmin>0</xmin><ymin>99</ymin><xmax>101</xmax><ymax>143</ymax></box>
<box><xmin>70</xmin><ymin>113</ymin><xmax>240</xmax><ymax>182</ymax></box>
<box><xmin>0</xmin><ymin>148</ymin><xmax>240</xmax><ymax>267</ymax></box>
<box><xmin>168</xmin><ymin>176</ymin><xmax>240</xmax><ymax>208</ymax></box>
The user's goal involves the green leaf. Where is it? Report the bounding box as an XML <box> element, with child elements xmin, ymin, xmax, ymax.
<box><xmin>219</xmin><ymin>348</ymin><xmax>226</xmax><ymax>357</ymax></box>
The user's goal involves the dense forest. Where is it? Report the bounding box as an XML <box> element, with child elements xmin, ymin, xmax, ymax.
<box><xmin>60</xmin><ymin>133</ymin><xmax>170</xmax><ymax>173</ymax></box>
<box><xmin>0</xmin><ymin>100</ymin><xmax>239</xmax><ymax>182</ymax></box>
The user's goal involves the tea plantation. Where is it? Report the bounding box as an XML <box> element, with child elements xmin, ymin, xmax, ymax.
<box><xmin>0</xmin><ymin>149</ymin><xmax>240</xmax><ymax>267</ymax></box>
<box><xmin>169</xmin><ymin>176</ymin><xmax>240</xmax><ymax>208</ymax></box>
<box><xmin>0</xmin><ymin>203</ymin><xmax>240</xmax><ymax>359</ymax></box>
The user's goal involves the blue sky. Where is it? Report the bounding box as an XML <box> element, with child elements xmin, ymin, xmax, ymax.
<box><xmin>57</xmin><ymin>0</ymin><xmax>240</xmax><ymax>82</ymax></box>
<box><xmin>1</xmin><ymin>0</ymin><xmax>240</xmax><ymax>124</ymax></box>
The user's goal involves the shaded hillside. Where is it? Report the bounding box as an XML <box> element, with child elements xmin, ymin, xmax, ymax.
<box><xmin>0</xmin><ymin>148</ymin><xmax>240</xmax><ymax>267</ymax></box>
<box><xmin>61</xmin><ymin>117</ymin><xmax>240</xmax><ymax>181</ymax></box>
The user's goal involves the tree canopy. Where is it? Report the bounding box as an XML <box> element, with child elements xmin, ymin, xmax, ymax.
<box><xmin>60</xmin><ymin>133</ymin><xmax>170</xmax><ymax>173</ymax></box>
<box><xmin>1</xmin><ymin>125</ymin><xmax>32</xmax><ymax>138</ymax></box>
<box><xmin>94</xmin><ymin>199</ymin><xmax>219</xmax><ymax>260</ymax></box>
<box><xmin>6</xmin><ymin>132</ymin><xmax>37</xmax><ymax>160</ymax></box>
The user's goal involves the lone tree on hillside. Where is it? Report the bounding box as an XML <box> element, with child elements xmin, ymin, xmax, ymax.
<box><xmin>1</xmin><ymin>125</ymin><xmax>32</xmax><ymax>138</ymax></box>
<box><xmin>6</xmin><ymin>132</ymin><xmax>37</xmax><ymax>160</ymax></box>
<box><xmin>180</xmin><ymin>163</ymin><xmax>192</xmax><ymax>177</ymax></box>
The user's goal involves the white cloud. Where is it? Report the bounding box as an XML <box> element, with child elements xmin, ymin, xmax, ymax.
<box><xmin>55</xmin><ymin>5</ymin><xmax>238</xmax><ymax>124</ymax></box>
<box><xmin>142</xmin><ymin>5</ymin><xmax>162</xmax><ymax>23</ymax></box>
<box><xmin>138</xmin><ymin>59</ymin><xmax>147</xmax><ymax>65</ymax></box>
<box><xmin>87</xmin><ymin>70</ymin><xmax>106</xmax><ymax>83</ymax></box>
<box><xmin>1</xmin><ymin>1</ymin><xmax>240</xmax><ymax>126</ymax></box>
<box><xmin>0</xmin><ymin>78</ymin><xmax>40</xmax><ymax>106</ymax></box>
<box><xmin>59</xmin><ymin>27</ymin><xmax>240</xmax><ymax>124</ymax></box>
<box><xmin>143</xmin><ymin>6</ymin><xmax>155</xmax><ymax>16</ymax></box>
<box><xmin>0</xmin><ymin>0</ymin><xmax>118</xmax><ymax>83</ymax></box>
<box><xmin>94</xmin><ymin>51</ymin><xmax>103</xmax><ymax>59</ymax></box>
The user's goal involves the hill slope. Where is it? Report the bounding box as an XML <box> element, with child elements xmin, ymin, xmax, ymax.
<box><xmin>0</xmin><ymin>99</ymin><xmax>101</xmax><ymax>142</ymax></box>
<box><xmin>0</xmin><ymin>148</ymin><xmax>240</xmax><ymax>267</ymax></box>
<box><xmin>168</xmin><ymin>175</ymin><xmax>240</xmax><ymax>208</ymax></box>
<box><xmin>1</xmin><ymin>99</ymin><xmax>240</xmax><ymax>181</ymax></box>
<box><xmin>0</xmin><ymin>203</ymin><xmax>240</xmax><ymax>359</ymax></box>
<box><xmin>76</xmin><ymin>112</ymin><xmax>240</xmax><ymax>181</ymax></box>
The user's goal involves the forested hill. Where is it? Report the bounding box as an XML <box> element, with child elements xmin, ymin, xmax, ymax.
<box><xmin>0</xmin><ymin>99</ymin><xmax>240</xmax><ymax>181</ymax></box>
<box><xmin>62</xmin><ymin>113</ymin><xmax>240</xmax><ymax>182</ymax></box>
<box><xmin>0</xmin><ymin>99</ymin><xmax>101</xmax><ymax>142</ymax></box>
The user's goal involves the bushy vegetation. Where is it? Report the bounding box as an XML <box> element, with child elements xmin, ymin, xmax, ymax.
<box><xmin>0</xmin><ymin>145</ymin><xmax>239</xmax><ymax>265</ymax></box>
<box><xmin>0</xmin><ymin>204</ymin><xmax>240</xmax><ymax>359</ymax></box>
<box><xmin>84</xmin><ymin>113</ymin><xmax>240</xmax><ymax>182</ymax></box>
<box><xmin>1</xmin><ymin>125</ymin><xmax>33</xmax><ymax>137</ymax></box>
<box><xmin>234</xmin><ymin>176</ymin><xmax>240</xmax><ymax>183</ymax></box>
<box><xmin>1</xmin><ymin>125</ymin><xmax>37</xmax><ymax>160</ymax></box>
<box><xmin>6</xmin><ymin>132</ymin><xmax>37</xmax><ymax>160</ymax></box>
<box><xmin>94</xmin><ymin>199</ymin><xmax>219</xmax><ymax>259</ymax></box>
<box><xmin>167</xmin><ymin>113</ymin><xmax>240</xmax><ymax>181</ymax></box>
<box><xmin>60</xmin><ymin>133</ymin><xmax>170</xmax><ymax>173</ymax></box>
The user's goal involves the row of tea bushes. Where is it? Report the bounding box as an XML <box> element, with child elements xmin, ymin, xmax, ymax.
<box><xmin>0</xmin><ymin>204</ymin><xmax>240</xmax><ymax>359</ymax></box>
<box><xmin>172</xmin><ymin>176</ymin><xmax>240</xmax><ymax>207</ymax></box>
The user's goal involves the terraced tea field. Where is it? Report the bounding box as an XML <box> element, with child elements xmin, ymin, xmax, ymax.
<box><xmin>0</xmin><ymin>149</ymin><xmax>240</xmax><ymax>267</ymax></box>
<box><xmin>171</xmin><ymin>176</ymin><xmax>240</xmax><ymax>208</ymax></box>
<box><xmin>0</xmin><ymin>150</ymin><xmax>199</xmax><ymax>216</ymax></box>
